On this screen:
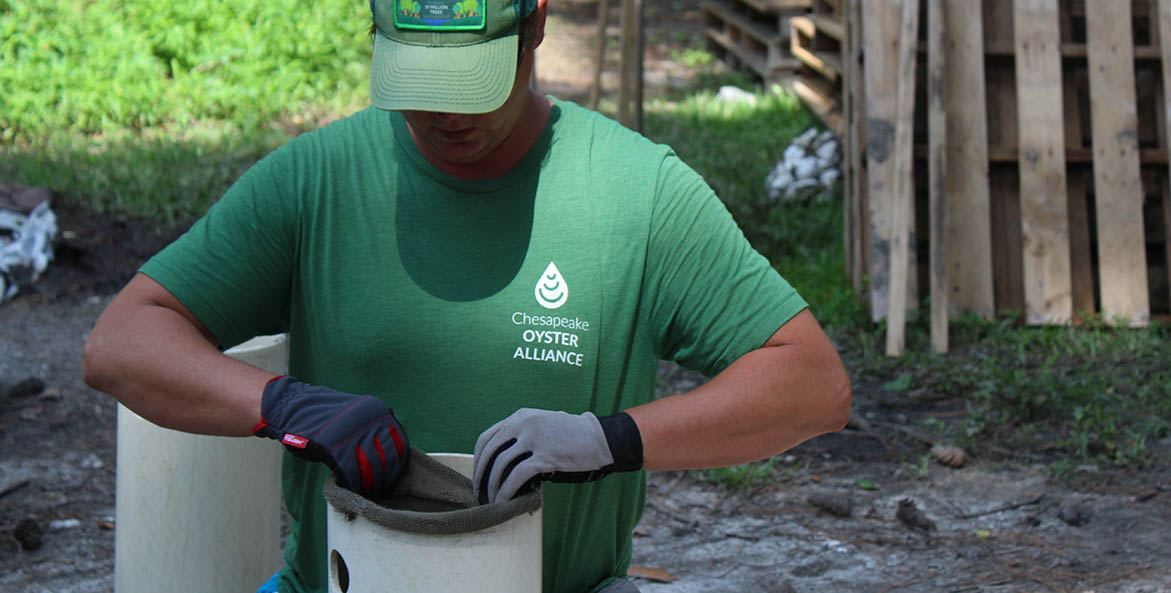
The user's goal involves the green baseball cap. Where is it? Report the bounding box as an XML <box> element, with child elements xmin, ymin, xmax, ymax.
<box><xmin>370</xmin><ymin>0</ymin><xmax>537</xmax><ymax>114</ymax></box>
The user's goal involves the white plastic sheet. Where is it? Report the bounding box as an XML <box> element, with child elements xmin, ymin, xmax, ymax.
<box><xmin>0</xmin><ymin>201</ymin><xmax>57</xmax><ymax>303</ymax></box>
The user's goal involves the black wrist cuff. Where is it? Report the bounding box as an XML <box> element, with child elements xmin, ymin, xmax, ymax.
<box><xmin>598</xmin><ymin>412</ymin><xmax>644</xmax><ymax>473</ymax></box>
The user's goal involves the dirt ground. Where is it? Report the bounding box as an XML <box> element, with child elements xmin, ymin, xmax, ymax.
<box><xmin>3</xmin><ymin>2</ymin><xmax>1171</xmax><ymax>592</ymax></box>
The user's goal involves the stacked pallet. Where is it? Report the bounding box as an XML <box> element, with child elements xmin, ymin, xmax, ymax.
<box><xmin>839</xmin><ymin>0</ymin><xmax>1171</xmax><ymax>354</ymax></box>
<box><xmin>699</xmin><ymin>0</ymin><xmax>812</xmax><ymax>81</ymax></box>
<box><xmin>789</xmin><ymin>1</ymin><xmax>846</xmax><ymax>134</ymax></box>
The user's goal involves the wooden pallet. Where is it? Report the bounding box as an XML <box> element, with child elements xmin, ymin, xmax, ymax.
<box><xmin>840</xmin><ymin>0</ymin><xmax>1171</xmax><ymax>350</ymax></box>
<box><xmin>700</xmin><ymin>0</ymin><xmax>810</xmax><ymax>81</ymax></box>
<box><xmin>790</xmin><ymin>12</ymin><xmax>845</xmax><ymax>134</ymax></box>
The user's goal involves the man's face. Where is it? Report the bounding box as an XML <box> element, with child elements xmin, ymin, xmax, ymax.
<box><xmin>399</xmin><ymin>61</ymin><xmax>531</xmax><ymax>167</ymax></box>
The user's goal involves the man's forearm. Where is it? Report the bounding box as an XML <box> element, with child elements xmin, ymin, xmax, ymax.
<box><xmin>626</xmin><ymin>309</ymin><xmax>851</xmax><ymax>470</ymax></box>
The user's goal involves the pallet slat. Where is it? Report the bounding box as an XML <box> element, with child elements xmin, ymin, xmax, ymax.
<box><xmin>1014</xmin><ymin>0</ymin><xmax>1074</xmax><ymax>324</ymax></box>
<box><xmin>844</xmin><ymin>0</ymin><xmax>866</xmax><ymax>291</ymax></box>
<box><xmin>700</xmin><ymin>0</ymin><xmax>805</xmax><ymax>81</ymax></box>
<box><xmin>1160</xmin><ymin>0</ymin><xmax>1171</xmax><ymax>311</ymax></box>
<box><xmin>862</xmin><ymin>0</ymin><xmax>900</xmax><ymax>322</ymax></box>
<box><xmin>884</xmin><ymin>0</ymin><xmax>920</xmax><ymax>356</ymax></box>
<box><xmin>943</xmin><ymin>0</ymin><xmax>996</xmax><ymax>319</ymax></box>
<box><xmin>791</xmin><ymin>16</ymin><xmax>843</xmax><ymax>81</ymax></box>
<box><xmin>1087</xmin><ymin>0</ymin><xmax>1151</xmax><ymax>325</ymax></box>
<box><xmin>928</xmin><ymin>0</ymin><xmax>948</xmax><ymax>353</ymax></box>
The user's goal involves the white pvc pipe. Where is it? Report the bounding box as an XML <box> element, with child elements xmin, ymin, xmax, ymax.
<box><xmin>114</xmin><ymin>334</ymin><xmax>288</xmax><ymax>593</ymax></box>
<box><xmin>325</xmin><ymin>453</ymin><xmax>542</xmax><ymax>593</ymax></box>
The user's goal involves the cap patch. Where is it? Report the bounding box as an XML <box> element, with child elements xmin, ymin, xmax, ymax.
<box><xmin>395</xmin><ymin>0</ymin><xmax>486</xmax><ymax>31</ymax></box>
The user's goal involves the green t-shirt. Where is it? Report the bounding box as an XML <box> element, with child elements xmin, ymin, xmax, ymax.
<box><xmin>140</xmin><ymin>99</ymin><xmax>807</xmax><ymax>593</ymax></box>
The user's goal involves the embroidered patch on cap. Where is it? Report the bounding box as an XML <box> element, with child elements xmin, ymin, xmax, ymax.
<box><xmin>395</xmin><ymin>0</ymin><xmax>486</xmax><ymax>30</ymax></box>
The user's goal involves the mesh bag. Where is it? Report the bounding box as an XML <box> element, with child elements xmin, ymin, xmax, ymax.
<box><xmin>323</xmin><ymin>448</ymin><xmax>541</xmax><ymax>535</ymax></box>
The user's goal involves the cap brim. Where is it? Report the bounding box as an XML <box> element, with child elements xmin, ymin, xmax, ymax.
<box><xmin>371</xmin><ymin>32</ymin><xmax>518</xmax><ymax>114</ymax></box>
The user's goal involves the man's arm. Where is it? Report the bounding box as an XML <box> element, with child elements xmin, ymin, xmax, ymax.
<box><xmin>85</xmin><ymin>272</ymin><xmax>411</xmax><ymax>494</ymax></box>
<box><xmin>627</xmin><ymin>308</ymin><xmax>850</xmax><ymax>470</ymax></box>
<box><xmin>473</xmin><ymin>308</ymin><xmax>851</xmax><ymax>502</ymax></box>
<box><xmin>82</xmin><ymin>273</ymin><xmax>275</xmax><ymax>436</ymax></box>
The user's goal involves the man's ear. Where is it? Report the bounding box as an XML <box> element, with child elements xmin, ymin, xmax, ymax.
<box><xmin>532</xmin><ymin>0</ymin><xmax>548</xmax><ymax>49</ymax></box>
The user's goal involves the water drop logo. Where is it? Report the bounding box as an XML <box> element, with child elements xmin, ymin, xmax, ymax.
<box><xmin>535</xmin><ymin>261</ymin><xmax>568</xmax><ymax>309</ymax></box>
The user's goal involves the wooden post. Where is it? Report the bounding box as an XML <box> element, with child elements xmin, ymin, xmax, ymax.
<box><xmin>928</xmin><ymin>0</ymin><xmax>948</xmax><ymax>353</ymax></box>
<box><xmin>885</xmin><ymin>0</ymin><xmax>920</xmax><ymax>356</ymax></box>
<box><xmin>1086</xmin><ymin>0</ymin><xmax>1150</xmax><ymax>326</ymax></box>
<box><xmin>943</xmin><ymin>0</ymin><xmax>995</xmax><ymax>319</ymax></box>
<box><xmin>845</xmin><ymin>0</ymin><xmax>866</xmax><ymax>292</ymax></box>
<box><xmin>1014</xmin><ymin>0</ymin><xmax>1073</xmax><ymax>324</ymax></box>
<box><xmin>589</xmin><ymin>0</ymin><xmax>610</xmax><ymax>111</ymax></box>
<box><xmin>1160</xmin><ymin>0</ymin><xmax>1171</xmax><ymax>313</ymax></box>
<box><xmin>634</xmin><ymin>0</ymin><xmax>644</xmax><ymax>131</ymax></box>
<box><xmin>617</xmin><ymin>0</ymin><xmax>644</xmax><ymax>132</ymax></box>
<box><xmin>863</xmin><ymin>0</ymin><xmax>900</xmax><ymax>323</ymax></box>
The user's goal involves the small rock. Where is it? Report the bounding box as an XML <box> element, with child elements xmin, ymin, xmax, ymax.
<box><xmin>14</xmin><ymin>518</ymin><xmax>42</xmax><ymax>551</ymax></box>
<box><xmin>793</xmin><ymin>128</ymin><xmax>819</xmax><ymax>149</ymax></box>
<box><xmin>782</xmin><ymin>144</ymin><xmax>806</xmax><ymax>164</ymax></box>
<box><xmin>37</xmin><ymin>388</ymin><xmax>62</xmax><ymax>402</ymax></box>
<box><xmin>814</xmin><ymin>138</ymin><xmax>841</xmax><ymax>163</ymax></box>
<box><xmin>930</xmin><ymin>444</ymin><xmax>969</xmax><ymax>468</ymax></box>
<box><xmin>1058</xmin><ymin>501</ymin><xmax>1091</xmax><ymax>527</ymax></box>
<box><xmin>814</xmin><ymin>129</ymin><xmax>837</xmax><ymax>148</ymax></box>
<box><xmin>845</xmin><ymin>413</ymin><xmax>872</xmax><ymax>432</ymax></box>
<box><xmin>791</xmin><ymin>156</ymin><xmax>822</xmax><ymax>180</ymax></box>
<box><xmin>80</xmin><ymin>453</ymin><xmax>104</xmax><ymax>470</ymax></box>
<box><xmin>7</xmin><ymin>377</ymin><xmax>45</xmax><ymax>399</ymax></box>
<box><xmin>49</xmin><ymin>518</ymin><xmax>81</xmax><ymax>530</ymax></box>
<box><xmin>807</xmin><ymin>492</ymin><xmax>853</xmax><ymax>517</ymax></box>
<box><xmin>819</xmin><ymin>168</ymin><xmax>842</xmax><ymax>186</ymax></box>
<box><xmin>896</xmin><ymin>498</ymin><xmax>936</xmax><ymax>531</ymax></box>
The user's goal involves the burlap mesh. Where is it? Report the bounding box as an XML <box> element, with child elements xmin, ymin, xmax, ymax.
<box><xmin>322</xmin><ymin>447</ymin><xmax>542</xmax><ymax>535</ymax></box>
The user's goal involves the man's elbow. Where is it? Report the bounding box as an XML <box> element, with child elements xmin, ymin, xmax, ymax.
<box><xmin>823</xmin><ymin>370</ymin><xmax>852</xmax><ymax>433</ymax></box>
<box><xmin>81</xmin><ymin>330</ymin><xmax>113</xmax><ymax>394</ymax></box>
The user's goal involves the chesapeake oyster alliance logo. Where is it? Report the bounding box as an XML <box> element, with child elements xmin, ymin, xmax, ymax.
<box><xmin>511</xmin><ymin>261</ymin><xmax>589</xmax><ymax>367</ymax></box>
<box><xmin>534</xmin><ymin>261</ymin><xmax>568</xmax><ymax>309</ymax></box>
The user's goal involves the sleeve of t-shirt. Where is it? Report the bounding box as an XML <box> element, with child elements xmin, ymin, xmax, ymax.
<box><xmin>138</xmin><ymin>145</ymin><xmax>298</xmax><ymax>350</ymax></box>
<box><xmin>643</xmin><ymin>153</ymin><xmax>807</xmax><ymax>377</ymax></box>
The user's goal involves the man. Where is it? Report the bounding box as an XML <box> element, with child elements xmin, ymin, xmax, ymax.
<box><xmin>83</xmin><ymin>0</ymin><xmax>851</xmax><ymax>591</ymax></box>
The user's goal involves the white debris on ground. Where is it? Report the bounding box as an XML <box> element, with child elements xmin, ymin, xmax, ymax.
<box><xmin>715</xmin><ymin>85</ymin><xmax>757</xmax><ymax>105</ymax></box>
<box><xmin>0</xmin><ymin>198</ymin><xmax>58</xmax><ymax>304</ymax></box>
<box><xmin>764</xmin><ymin>127</ymin><xmax>842</xmax><ymax>203</ymax></box>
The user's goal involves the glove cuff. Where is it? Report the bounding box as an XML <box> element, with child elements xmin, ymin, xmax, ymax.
<box><xmin>597</xmin><ymin>412</ymin><xmax>643</xmax><ymax>473</ymax></box>
<box><xmin>258</xmin><ymin>375</ymin><xmax>301</xmax><ymax>427</ymax></box>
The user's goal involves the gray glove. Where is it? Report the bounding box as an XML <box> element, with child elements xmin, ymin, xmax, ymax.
<box><xmin>473</xmin><ymin>408</ymin><xmax>643</xmax><ymax>504</ymax></box>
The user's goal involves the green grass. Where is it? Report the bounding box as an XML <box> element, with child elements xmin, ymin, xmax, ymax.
<box><xmin>1</xmin><ymin>0</ymin><xmax>371</xmax><ymax>221</ymax></box>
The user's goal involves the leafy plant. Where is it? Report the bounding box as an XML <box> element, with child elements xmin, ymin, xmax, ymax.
<box><xmin>698</xmin><ymin>457</ymin><xmax>778</xmax><ymax>491</ymax></box>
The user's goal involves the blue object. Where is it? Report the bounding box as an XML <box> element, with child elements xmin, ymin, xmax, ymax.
<box><xmin>255</xmin><ymin>571</ymin><xmax>280</xmax><ymax>593</ymax></box>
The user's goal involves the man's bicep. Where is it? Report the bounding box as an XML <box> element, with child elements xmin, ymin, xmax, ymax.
<box><xmin>761</xmin><ymin>308</ymin><xmax>826</xmax><ymax>349</ymax></box>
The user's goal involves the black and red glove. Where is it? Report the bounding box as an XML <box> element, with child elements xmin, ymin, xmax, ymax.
<box><xmin>252</xmin><ymin>376</ymin><xmax>408</xmax><ymax>496</ymax></box>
